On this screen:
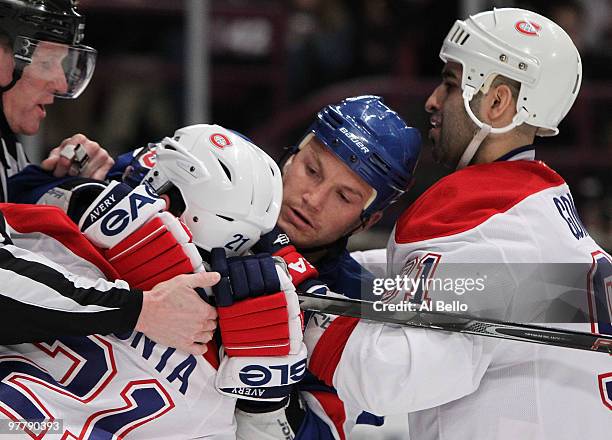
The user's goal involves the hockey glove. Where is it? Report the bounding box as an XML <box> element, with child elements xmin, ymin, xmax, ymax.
<box><xmin>253</xmin><ymin>225</ymin><xmax>327</xmax><ymax>294</ymax></box>
<box><xmin>212</xmin><ymin>248</ymin><xmax>307</xmax><ymax>402</ymax></box>
<box><xmin>79</xmin><ymin>180</ymin><xmax>203</xmax><ymax>289</ymax></box>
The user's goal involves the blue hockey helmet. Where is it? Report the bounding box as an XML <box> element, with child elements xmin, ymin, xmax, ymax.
<box><xmin>302</xmin><ymin>95</ymin><xmax>421</xmax><ymax>219</ymax></box>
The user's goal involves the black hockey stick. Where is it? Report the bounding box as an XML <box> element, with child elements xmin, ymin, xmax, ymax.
<box><xmin>297</xmin><ymin>292</ymin><xmax>612</xmax><ymax>354</ymax></box>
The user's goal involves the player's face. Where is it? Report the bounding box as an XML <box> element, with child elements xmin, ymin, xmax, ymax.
<box><xmin>425</xmin><ymin>62</ymin><xmax>477</xmax><ymax>168</ymax></box>
<box><xmin>2</xmin><ymin>41</ymin><xmax>69</xmax><ymax>135</ymax></box>
<box><xmin>279</xmin><ymin>137</ymin><xmax>374</xmax><ymax>249</ymax></box>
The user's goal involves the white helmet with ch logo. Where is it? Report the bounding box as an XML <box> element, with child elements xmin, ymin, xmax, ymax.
<box><xmin>144</xmin><ymin>124</ymin><xmax>282</xmax><ymax>257</ymax></box>
<box><xmin>439</xmin><ymin>8</ymin><xmax>582</xmax><ymax>168</ymax></box>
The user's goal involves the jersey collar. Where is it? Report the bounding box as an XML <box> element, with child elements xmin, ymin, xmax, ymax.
<box><xmin>494</xmin><ymin>145</ymin><xmax>535</xmax><ymax>162</ymax></box>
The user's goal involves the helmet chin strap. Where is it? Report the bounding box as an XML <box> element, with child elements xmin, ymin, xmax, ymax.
<box><xmin>456</xmin><ymin>85</ymin><xmax>529</xmax><ymax>170</ymax></box>
<box><xmin>0</xmin><ymin>49</ymin><xmax>29</xmax><ymax>94</ymax></box>
<box><xmin>0</xmin><ymin>76</ymin><xmax>18</xmax><ymax>93</ymax></box>
<box><xmin>0</xmin><ymin>65</ymin><xmax>22</xmax><ymax>94</ymax></box>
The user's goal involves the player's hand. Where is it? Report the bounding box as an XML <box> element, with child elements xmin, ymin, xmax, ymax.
<box><xmin>78</xmin><ymin>180</ymin><xmax>204</xmax><ymax>289</ymax></box>
<box><xmin>79</xmin><ymin>180</ymin><xmax>166</xmax><ymax>248</ymax></box>
<box><xmin>211</xmin><ymin>248</ymin><xmax>303</xmax><ymax>357</ymax></box>
<box><xmin>254</xmin><ymin>225</ymin><xmax>323</xmax><ymax>292</ymax></box>
<box><xmin>104</xmin><ymin>211</ymin><xmax>204</xmax><ymax>290</ymax></box>
<box><xmin>41</xmin><ymin>133</ymin><xmax>115</xmax><ymax>180</ymax></box>
<box><xmin>212</xmin><ymin>248</ymin><xmax>307</xmax><ymax>402</ymax></box>
<box><xmin>136</xmin><ymin>271</ymin><xmax>220</xmax><ymax>355</ymax></box>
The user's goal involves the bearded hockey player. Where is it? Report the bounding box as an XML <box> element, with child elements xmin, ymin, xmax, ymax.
<box><xmin>0</xmin><ymin>125</ymin><xmax>306</xmax><ymax>438</ymax></box>
<box><xmin>296</xmin><ymin>8</ymin><xmax>612</xmax><ymax>440</ymax></box>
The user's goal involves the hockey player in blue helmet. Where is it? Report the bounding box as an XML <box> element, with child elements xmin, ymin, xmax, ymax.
<box><xmin>277</xmin><ymin>95</ymin><xmax>420</xmax><ymax>251</ymax></box>
<box><xmin>238</xmin><ymin>95</ymin><xmax>421</xmax><ymax>439</ymax></box>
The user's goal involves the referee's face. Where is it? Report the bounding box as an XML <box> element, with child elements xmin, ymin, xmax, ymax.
<box><xmin>2</xmin><ymin>42</ymin><xmax>69</xmax><ymax>135</ymax></box>
<box><xmin>279</xmin><ymin>137</ymin><xmax>376</xmax><ymax>250</ymax></box>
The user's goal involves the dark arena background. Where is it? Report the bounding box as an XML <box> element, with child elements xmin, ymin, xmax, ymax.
<box><xmin>29</xmin><ymin>0</ymin><xmax>611</xmax><ymax>258</ymax></box>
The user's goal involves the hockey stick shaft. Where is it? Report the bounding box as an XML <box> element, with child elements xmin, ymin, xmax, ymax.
<box><xmin>297</xmin><ymin>292</ymin><xmax>612</xmax><ymax>354</ymax></box>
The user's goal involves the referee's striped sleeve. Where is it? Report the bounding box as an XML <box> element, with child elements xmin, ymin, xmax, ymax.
<box><xmin>0</xmin><ymin>212</ymin><xmax>142</xmax><ymax>343</ymax></box>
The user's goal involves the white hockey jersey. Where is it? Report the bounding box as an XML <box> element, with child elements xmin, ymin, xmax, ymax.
<box><xmin>0</xmin><ymin>204</ymin><xmax>236</xmax><ymax>439</ymax></box>
<box><xmin>304</xmin><ymin>157</ymin><xmax>612</xmax><ymax>439</ymax></box>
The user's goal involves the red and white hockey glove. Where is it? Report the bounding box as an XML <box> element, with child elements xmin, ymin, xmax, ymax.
<box><xmin>253</xmin><ymin>225</ymin><xmax>327</xmax><ymax>294</ymax></box>
<box><xmin>211</xmin><ymin>248</ymin><xmax>306</xmax><ymax>402</ymax></box>
<box><xmin>79</xmin><ymin>181</ymin><xmax>203</xmax><ymax>289</ymax></box>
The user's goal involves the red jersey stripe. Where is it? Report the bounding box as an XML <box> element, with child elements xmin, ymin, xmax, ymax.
<box><xmin>396</xmin><ymin>161</ymin><xmax>565</xmax><ymax>244</ymax></box>
<box><xmin>309</xmin><ymin>316</ymin><xmax>360</xmax><ymax>387</ymax></box>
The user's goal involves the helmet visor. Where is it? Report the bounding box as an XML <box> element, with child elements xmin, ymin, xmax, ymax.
<box><xmin>13</xmin><ymin>36</ymin><xmax>97</xmax><ymax>99</ymax></box>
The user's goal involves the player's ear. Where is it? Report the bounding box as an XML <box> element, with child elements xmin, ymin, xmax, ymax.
<box><xmin>488</xmin><ymin>84</ymin><xmax>515</xmax><ymax>123</ymax></box>
<box><xmin>361</xmin><ymin>211</ymin><xmax>383</xmax><ymax>232</ymax></box>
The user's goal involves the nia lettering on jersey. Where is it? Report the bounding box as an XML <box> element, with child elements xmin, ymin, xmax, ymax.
<box><xmin>114</xmin><ymin>330</ymin><xmax>197</xmax><ymax>395</ymax></box>
<box><xmin>553</xmin><ymin>192</ymin><xmax>588</xmax><ymax>240</ymax></box>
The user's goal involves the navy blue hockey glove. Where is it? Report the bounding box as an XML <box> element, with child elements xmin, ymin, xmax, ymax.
<box><xmin>211</xmin><ymin>248</ymin><xmax>306</xmax><ymax>402</ymax></box>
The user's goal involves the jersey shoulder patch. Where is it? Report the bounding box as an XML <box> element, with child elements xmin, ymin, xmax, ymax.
<box><xmin>395</xmin><ymin>160</ymin><xmax>565</xmax><ymax>244</ymax></box>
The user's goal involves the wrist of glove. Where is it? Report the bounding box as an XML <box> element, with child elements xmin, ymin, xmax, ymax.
<box><xmin>235</xmin><ymin>401</ymin><xmax>295</xmax><ymax>440</ymax></box>
<box><xmin>79</xmin><ymin>181</ymin><xmax>203</xmax><ymax>289</ymax></box>
<box><xmin>215</xmin><ymin>344</ymin><xmax>306</xmax><ymax>402</ymax></box>
<box><xmin>254</xmin><ymin>225</ymin><xmax>320</xmax><ymax>289</ymax></box>
<box><xmin>79</xmin><ymin>180</ymin><xmax>165</xmax><ymax>247</ymax></box>
<box><xmin>211</xmin><ymin>248</ymin><xmax>307</xmax><ymax>402</ymax></box>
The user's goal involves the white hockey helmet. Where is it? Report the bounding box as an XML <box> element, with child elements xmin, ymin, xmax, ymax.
<box><xmin>439</xmin><ymin>8</ymin><xmax>582</xmax><ymax>168</ymax></box>
<box><xmin>144</xmin><ymin>124</ymin><xmax>282</xmax><ymax>257</ymax></box>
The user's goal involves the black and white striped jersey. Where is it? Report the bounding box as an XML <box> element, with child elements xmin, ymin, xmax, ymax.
<box><xmin>0</xmin><ymin>203</ymin><xmax>142</xmax><ymax>343</ymax></box>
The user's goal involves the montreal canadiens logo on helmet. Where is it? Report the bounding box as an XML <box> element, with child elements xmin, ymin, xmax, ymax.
<box><xmin>514</xmin><ymin>20</ymin><xmax>541</xmax><ymax>36</ymax></box>
<box><xmin>210</xmin><ymin>133</ymin><xmax>232</xmax><ymax>149</ymax></box>
<box><xmin>138</xmin><ymin>149</ymin><xmax>157</xmax><ymax>168</ymax></box>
